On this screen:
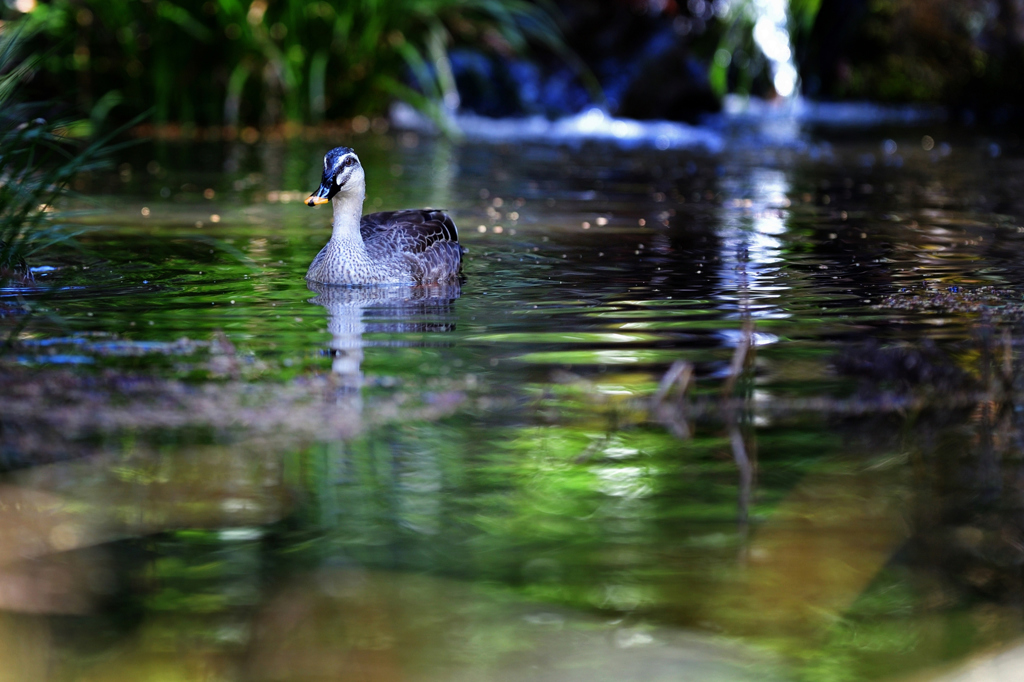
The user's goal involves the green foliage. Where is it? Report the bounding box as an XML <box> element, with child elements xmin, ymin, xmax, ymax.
<box><xmin>0</xmin><ymin>24</ymin><xmax>127</xmax><ymax>282</ymax></box>
<box><xmin>707</xmin><ymin>0</ymin><xmax>823</xmax><ymax>98</ymax></box>
<box><xmin>837</xmin><ymin>0</ymin><xmax>980</xmax><ymax>103</ymax></box>
<box><xmin>787</xmin><ymin>0</ymin><xmax>822</xmax><ymax>48</ymax></box>
<box><xmin>12</xmin><ymin>0</ymin><xmax>568</xmax><ymax>128</ymax></box>
<box><xmin>707</xmin><ymin>1</ymin><xmax>771</xmax><ymax>98</ymax></box>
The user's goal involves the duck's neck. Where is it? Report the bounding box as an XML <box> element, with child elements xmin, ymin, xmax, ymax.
<box><xmin>330</xmin><ymin>184</ymin><xmax>366</xmax><ymax>244</ymax></box>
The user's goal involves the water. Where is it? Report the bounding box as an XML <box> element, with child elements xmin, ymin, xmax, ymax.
<box><xmin>3</xmin><ymin>124</ymin><xmax>1024</xmax><ymax>681</ymax></box>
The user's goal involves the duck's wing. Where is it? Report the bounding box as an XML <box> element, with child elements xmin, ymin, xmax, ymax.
<box><xmin>360</xmin><ymin>209</ymin><xmax>460</xmax><ymax>254</ymax></box>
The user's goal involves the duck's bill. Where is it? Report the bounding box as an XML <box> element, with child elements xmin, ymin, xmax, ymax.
<box><xmin>306</xmin><ymin>183</ymin><xmax>332</xmax><ymax>206</ymax></box>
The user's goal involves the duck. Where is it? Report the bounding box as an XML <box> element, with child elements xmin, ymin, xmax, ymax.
<box><xmin>305</xmin><ymin>146</ymin><xmax>464</xmax><ymax>285</ymax></box>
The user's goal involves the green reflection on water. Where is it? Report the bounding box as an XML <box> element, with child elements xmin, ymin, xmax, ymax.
<box><xmin>2</xmin><ymin>132</ymin><xmax>1024</xmax><ymax>681</ymax></box>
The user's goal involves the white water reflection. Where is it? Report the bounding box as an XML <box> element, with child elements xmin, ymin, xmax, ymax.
<box><xmin>714</xmin><ymin>166</ymin><xmax>792</xmax><ymax>323</ymax></box>
<box><xmin>750</xmin><ymin>0</ymin><xmax>799</xmax><ymax>97</ymax></box>
<box><xmin>392</xmin><ymin>102</ymin><xmax>725</xmax><ymax>152</ymax></box>
<box><xmin>306</xmin><ymin>282</ymin><xmax>462</xmax><ymax>393</ymax></box>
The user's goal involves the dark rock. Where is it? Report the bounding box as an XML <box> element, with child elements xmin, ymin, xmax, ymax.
<box><xmin>450</xmin><ymin>50</ymin><xmax>592</xmax><ymax>118</ymax></box>
<box><xmin>833</xmin><ymin>339</ymin><xmax>973</xmax><ymax>394</ymax></box>
<box><xmin>450</xmin><ymin>1</ymin><xmax>721</xmax><ymax>121</ymax></box>
<box><xmin>557</xmin><ymin>0</ymin><xmax>721</xmax><ymax>121</ymax></box>
<box><xmin>616</xmin><ymin>41</ymin><xmax>721</xmax><ymax>123</ymax></box>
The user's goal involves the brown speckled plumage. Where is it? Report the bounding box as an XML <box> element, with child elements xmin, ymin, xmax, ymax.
<box><xmin>305</xmin><ymin>147</ymin><xmax>463</xmax><ymax>285</ymax></box>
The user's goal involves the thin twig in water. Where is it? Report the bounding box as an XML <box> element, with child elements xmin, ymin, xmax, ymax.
<box><xmin>574</xmin><ymin>434</ymin><xmax>610</xmax><ymax>464</ymax></box>
<box><xmin>652</xmin><ymin>360</ymin><xmax>695</xmax><ymax>439</ymax></box>
<box><xmin>1002</xmin><ymin>327</ymin><xmax>1013</xmax><ymax>386</ymax></box>
<box><xmin>729</xmin><ymin>421</ymin><xmax>753</xmax><ymax>526</ymax></box>
<box><xmin>653</xmin><ymin>360</ymin><xmax>694</xmax><ymax>403</ymax></box>
<box><xmin>721</xmin><ymin>319</ymin><xmax>755</xmax><ymax>398</ymax></box>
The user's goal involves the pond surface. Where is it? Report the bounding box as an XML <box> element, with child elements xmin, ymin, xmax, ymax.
<box><xmin>3</xmin><ymin>123</ymin><xmax>1024</xmax><ymax>681</ymax></box>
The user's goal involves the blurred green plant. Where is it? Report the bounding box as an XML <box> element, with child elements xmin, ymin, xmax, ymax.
<box><xmin>11</xmin><ymin>0</ymin><xmax>570</xmax><ymax>130</ymax></box>
<box><xmin>787</xmin><ymin>0</ymin><xmax>822</xmax><ymax>52</ymax></box>
<box><xmin>0</xmin><ymin>23</ymin><xmax>133</xmax><ymax>284</ymax></box>
<box><xmin>708</xmin><ymin>0</ymin><xmax>822</xmax><ymax>99</ymax></box>
<box><xmin>708</xmin><ymin>1</ymin><xmax>766</xmax><ymax>99</ymax></box>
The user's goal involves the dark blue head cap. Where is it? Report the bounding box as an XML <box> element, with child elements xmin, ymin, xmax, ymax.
<box><xmin>322</xmin><ymin>146</ymin><xmax>355</xmax><ymax>179</ymax></box>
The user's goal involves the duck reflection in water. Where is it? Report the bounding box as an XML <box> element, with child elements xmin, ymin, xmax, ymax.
<box><xmin>306</xmin><ymin>281</ymin><xmax>462</xmax><ymax>390</ymax></box>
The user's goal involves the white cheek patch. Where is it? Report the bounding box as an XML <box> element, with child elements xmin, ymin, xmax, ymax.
<box><xmin>332</xmin><ymin>155</ymin><xmax>358</xmax><ymax>186</ymax></box>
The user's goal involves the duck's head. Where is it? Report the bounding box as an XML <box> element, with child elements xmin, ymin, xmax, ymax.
<box><xmin>306</xmin><ymin>147</ymin><xmax>364</xmax><ymax>206</ymax></box>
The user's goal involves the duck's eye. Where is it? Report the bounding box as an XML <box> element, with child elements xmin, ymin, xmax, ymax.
<box><xmin>333</xmin><ymin>157</ymin><xmax>356</xmax><ymax>184</ymax></box>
